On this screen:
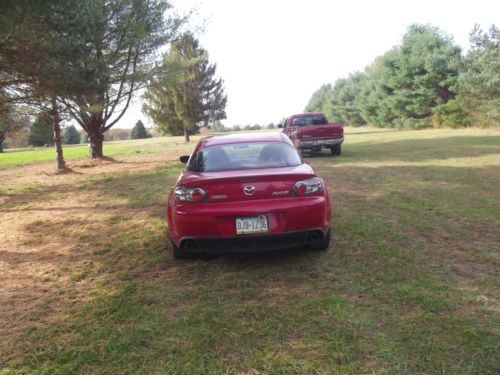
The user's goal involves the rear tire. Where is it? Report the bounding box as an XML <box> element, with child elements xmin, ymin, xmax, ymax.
<box><xmin>330</xmin><ymin>144</ymin><xmax>341</xmax><ymax>156</ymax></box>
<box><xmin>171</xmin><ymin>240</ymin><xmax>190</xmax><ymax>259</ymax></box>
<box><xmin>310</xmin><ymin>229</ymin><xmax>331</xmax><ymax>251</ymax></box>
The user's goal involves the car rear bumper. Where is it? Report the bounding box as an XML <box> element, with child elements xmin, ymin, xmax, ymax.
<box><xmin>168</xmin><ymin>196</ymin><xmax>331</xmax><ymax>247</ymax></box>
<box><xmin>296</xmin><ymin>137</ymin><xmax>343</xmax><ymax>149</ymax></box>
<box><xmin>178</xmin><ymin>228</ymin><xmax>327</xmax><ymax>253</ymax></box>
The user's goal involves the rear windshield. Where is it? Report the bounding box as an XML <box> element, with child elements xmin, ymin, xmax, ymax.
<box><xmin>291</xmin><ymin>115</ymin><xmax>327</xmax><ymax>126</ymax></box>
<box><xmin>188</xmin><ymin>142</ymin><xmax>302</xmax><ymax>172</ymax></box>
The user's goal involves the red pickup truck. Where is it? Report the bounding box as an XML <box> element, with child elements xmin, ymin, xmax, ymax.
<box><xmin>280</xmin><ymin>112</ymin><xmax>344</xmax><ymax>156</ymax></box>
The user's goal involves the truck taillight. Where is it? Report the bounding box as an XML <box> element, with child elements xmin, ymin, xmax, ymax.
<box><xmin>174</xmin><ymin>187</ymin><xmax>207</xmax><ymax>202</ymax></box>
<box><xmin>293</xmin><ymin>177</ymin><xmax>324</xmax><ymax>196</ymax></box>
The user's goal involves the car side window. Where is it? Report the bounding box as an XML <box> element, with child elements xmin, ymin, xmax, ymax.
<box><xmin>292</xmin><ymin>117</ymin><xmax>305</xmax><ymax>126</ymax></box>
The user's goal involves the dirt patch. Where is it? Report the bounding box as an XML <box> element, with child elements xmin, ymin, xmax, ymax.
<box><xmin>0</xmin><ymin>151</ymin><xmax>183</xmax><ymax>364</ymax></box>
<box><xmin>71</xmin><ymin>156</ymin><xmax>123</xmax><ymax>168</ymax></box>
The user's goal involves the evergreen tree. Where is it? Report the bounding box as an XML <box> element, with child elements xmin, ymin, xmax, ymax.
<box><xmin>28</xmin><ymin>113</ymin><xmax>54</xmax><ymax>147</ymax></box>
<box><xmin>143</xmin><ymin>33</ymin><xmax>227</xmax><ymax>141</ymax></box>
<box><xmin>305</xmin><ymin>84</ymin><xmax>334</xmax><ymax>117</ymax></box>
<box><xmin>131</xmin><ymin>120</ymin><xmax>150</xmax><ymax>139</ymax></box>
<box><xmin>459</xmin><ymin>24</ymin><xmax>500</xmax><ymax>126</ymax></box>
<box><xmin>329</xmin><ymin>73</ymin><xmax>367</xmax><ymax>126</ymax></box>
<box><xmin>63</xmin><ymin>125</ymin><xmax>81</xmax><ymax>144</ymax></box>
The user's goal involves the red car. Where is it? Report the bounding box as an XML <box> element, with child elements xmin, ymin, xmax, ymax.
<box><xmin>167</xmin><ymin>132</ymin><xmax>331</xmax><ymax>258</ymax></box>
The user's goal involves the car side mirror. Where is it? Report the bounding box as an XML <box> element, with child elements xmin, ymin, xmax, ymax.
<box><xmin>277</xmin><ymin>124</ymin><xmax>283</xmax><ymax>128</ymax></box>
<box><xmin>179</xmin><ymin>155</ymin><xmax>190</xmax><ymax>164</ymax></box>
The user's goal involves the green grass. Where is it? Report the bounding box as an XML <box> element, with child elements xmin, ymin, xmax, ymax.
<box><xmin>0</xmin><ymin>136</ymin><xmax>200</xmax><ymax>167</ymax></box>
<box><xmin>1</xmin><ymin>127</ymin><xmax>499</xmax><ymax>374</ymax></box>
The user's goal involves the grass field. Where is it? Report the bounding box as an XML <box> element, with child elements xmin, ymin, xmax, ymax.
<box><xmin>0</xmin><ymin>128</ymin><xmax>499</xmax><ymax>374</ymax></box>
<box><xmin>0</xmin><ymin>136</ymin><xmax>196</xmax><ymax>167</ymax></box>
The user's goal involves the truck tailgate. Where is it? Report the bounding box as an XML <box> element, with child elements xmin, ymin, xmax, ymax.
<box><xmin>295</xmin><ymin>123</ymin><xmax>343</xmax><ymax>140</ymax></box>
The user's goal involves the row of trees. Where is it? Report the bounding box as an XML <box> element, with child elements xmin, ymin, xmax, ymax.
<box><xmin>306</xmin><ymin>24</ymin><xmax>499</xmax><ymax>128</ymax></box>
<box><xmin>0</xmin><ymin>0</ymin><xmax>189</xmax><ymax>168</ymax></box>
<box><xmin>5</xmin><ymin>118</ymin><xmax>152</xmax><ymax>148</ymax></box>
<box><xmin>27</xmin><ymin>115</ymin><xmax>81</xmax><ymax>146</ymax></box>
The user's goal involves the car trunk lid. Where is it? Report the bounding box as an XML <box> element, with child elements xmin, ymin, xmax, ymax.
<box><xmin>180</xmin><ymin>164</ymin><xmax>315</xmax><ymax>202</ymax></box>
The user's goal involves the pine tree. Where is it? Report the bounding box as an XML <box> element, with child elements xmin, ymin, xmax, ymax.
<box><xmin>63</xmin><ymin>125</ymin><xmax>81</xmax><ymax>144</ymax></box>
<box><xmin>28</xmin><ymin>113</ymin><xmax>54</xmax><ymax>147</ymax></box>
<box><xmin>131</xmin><ymin>120</ymin><xmax>150</xmax><ymax>139</ymax></box>
<box><xmin>459</xmin><ymin>24</ymin><xmax>500</xmax><ymax>126</ymax></box>
<box><xmin>143</xmin><ymin>33</ymin><xmax>227</xmax><ymax>142</ymax></box>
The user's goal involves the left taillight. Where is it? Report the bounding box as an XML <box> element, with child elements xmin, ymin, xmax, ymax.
<box><xmin>293</xmin><ymin>177</ymin><xmax>324</xmax><ymax>196</ymax></box>
<box><xmin>174</xmin><ymin>187</ymin><xmax>207</xmax><ymax>202</ymax></box>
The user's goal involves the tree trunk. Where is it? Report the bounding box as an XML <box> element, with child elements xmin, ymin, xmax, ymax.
<box><xmin>0</xmin><ymin>133</ymin><xmax>4</xmax><ymax>153</ymax></box>
<box><xmin>51</xmin><ymin>97</ymin><xmax>66</xmax><ymax>170</ymax></box>
<box><xmin>86</xmin><ymin>114</ymin><xmax>105</xmax><ymax>158</ymax></box>
<box><xmin>88</xmin><ymin>129</ymin><xmax>104</xmax><ymax>158</ymax></box>
<box><xmin>184</xmin><ymin>128</ymin><xmax>190</xmax><ymax>142</ymax></box>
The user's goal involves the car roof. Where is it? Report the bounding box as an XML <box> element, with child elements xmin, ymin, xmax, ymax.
<box><xmin>199</xmin><ymin>131</ymin><xmax>294</xmax><ymax>148</ymax></box>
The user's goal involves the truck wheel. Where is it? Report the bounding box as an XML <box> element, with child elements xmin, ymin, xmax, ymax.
<box><xmin>330</xmin><ymin>144</ymin><xmax>341</xmax><ymax>156</ymax></box>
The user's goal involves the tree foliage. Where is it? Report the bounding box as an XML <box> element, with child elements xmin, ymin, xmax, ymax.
<box><xmin>143</xmin><ymin>33</ymin><xmax>227</xmax><ymax>141</ymax></box>
<box><xmin>459</xmin><ymin>25</ymin><xmax>500</xmax><ymax>126</ymax></box>
<box><xmin>0</xmin><ymin>96</ymin><xmax>29</xmax><ymax>152</ymax></box>
<box><xmin>306</xmin><ymin>23</ymin><xmax>499</xmax><ymax>128</ymax></box>
<box><xmin>63</xmin><ymin>125</ymin><xmax>81</xmax><ymax>144</ymax></box>
<box><xmin>28</xmin><ymin>112</ymin><xmax>54</xmax><ymax>147</ymax></box>
<box><xmin>0</xmin><ymin>0</ymin><xmax>186</xmax><ymax>158</ymax></box>
<box><xmin>131</xmin><ymin>120</ymin><xmax>150</xmax><ymax>139</ymax></box>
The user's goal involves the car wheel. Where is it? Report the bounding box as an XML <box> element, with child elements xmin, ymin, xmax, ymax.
<box><xmin>330</xmin><ymin>144</ymin><xmax>341</xmax><ymax>156</ymax></box>
<box><xmin>171</xmin><ymin>240</ymin><xmax>190</xmax><ymax>259</ymax></box>
<box><xmin>310</xmin><ymin>229</ymin><xmax>331</xmax><ymax>251</ymax></box>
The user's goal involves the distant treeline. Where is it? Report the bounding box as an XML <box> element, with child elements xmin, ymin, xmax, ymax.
<box><xmin>4</xmin><ymin>119</ymin><xmax>157</xmax><ymax>149</ymax></box>
<box><xmin>306</xmin><ymin>24</ymin><xmax>499</xmax><ymax>128</ymax></box>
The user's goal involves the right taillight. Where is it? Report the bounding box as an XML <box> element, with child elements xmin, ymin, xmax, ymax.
<box><xmin>293</xmin><ymin>177</ymin><xmax>324</xmax><ymax>196</ymax></box>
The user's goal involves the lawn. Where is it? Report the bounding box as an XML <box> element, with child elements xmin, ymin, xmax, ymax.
<box><xmin>0</xmin><ymin>128</ymin><xmax>499</xmax><ymax>374</ymax></box>
<box><xmin>0</xmin><ymin>136</ymin><xmax>199</xmax><ymax>167</ymax></box>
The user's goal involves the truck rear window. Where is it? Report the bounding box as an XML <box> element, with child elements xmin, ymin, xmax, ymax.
<box><xmin>292</xmin><ymin>116</ymin><xmax>327</xmax><ymax>126</ymax></box>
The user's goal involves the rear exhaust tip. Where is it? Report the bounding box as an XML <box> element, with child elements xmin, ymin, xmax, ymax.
<box><xmin>308</xmin><ymin>231</ymin><xmax>323</xmax><ymax>243</ymax></box>
<box><xmin>181</xmin><ymin>239</ymin><xmax>198</xmax><ymax>251</ymax></box>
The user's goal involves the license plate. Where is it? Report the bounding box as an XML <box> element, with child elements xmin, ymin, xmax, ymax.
<box><xmin>236</xmin><ymin>215</ymin><xmax>269</xmax><ymax>235</ymax></box>
<box><xmin>313</xmin><ymin>140</ymin><xmax>325</xmax><ymax>145</ymax></box>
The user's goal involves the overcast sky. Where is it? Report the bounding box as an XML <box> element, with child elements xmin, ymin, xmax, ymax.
<box><xmin>120</xmin><ymin>0</ymin><xmax>500</xmax><ymax>128</ymax></box>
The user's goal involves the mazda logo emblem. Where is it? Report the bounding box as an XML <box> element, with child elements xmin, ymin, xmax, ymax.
<box><xmin>243</xmin><ymin>186</ymin><xmax>256</xmax><ymax>195</ymax></box>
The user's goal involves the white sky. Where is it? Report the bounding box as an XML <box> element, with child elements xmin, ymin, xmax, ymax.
<box><xmin>120</xmin><ymin>0</ymin><xmax>500</xmax><ymax>129</ymax></box>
